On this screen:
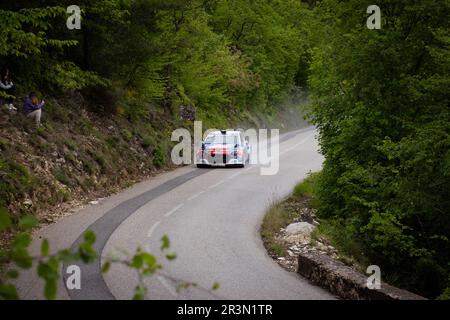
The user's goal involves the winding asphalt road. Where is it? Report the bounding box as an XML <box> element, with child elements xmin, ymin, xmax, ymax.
<box><xmin>15</xmin><ymin>127</ymin><xmax>335</xmax><ymax>300</ymax></box>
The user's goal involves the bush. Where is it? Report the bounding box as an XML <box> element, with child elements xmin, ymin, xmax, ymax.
<box><xmin>293</xmin><ymin>172</ymin><xmax>319</xmax><ymax>198</ymax></box>
<box><xmin>121</xmin><ymin>129</ymin><xmax>133</xmax><ymax>142</ymax></box>
<box><xmin>152</xmin><ymin>146</ymin><xmax>165</xmax><ymax>168</ymax></box>
<box><xmin>309</xmin><ymin>0</ymin><xmax>449</xmax><ymax>298</ymax></box>
<box><xmin>52</xmin><ymin>169</ymin><xmax>73</xmax><ymax>187</ymax></box>
<box><xmin>0</xmin><ymin>158</ymin><xmax>36</xmax><ymax>207</ymax></box>
<box><xmin>141</xmin><ymin>136</ymin><xmax>154</xmax><ymax>149</ymax></box>
<box><xmin>437</xmin><ymin>283</ymin><xmax>450</xmax><ymax>300</ymax></box>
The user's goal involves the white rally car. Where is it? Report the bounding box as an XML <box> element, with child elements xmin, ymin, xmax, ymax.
<box><xmin>196</xmin><ymin>130</ymin><xmax>251</xmax><ymax>168</ymax></box>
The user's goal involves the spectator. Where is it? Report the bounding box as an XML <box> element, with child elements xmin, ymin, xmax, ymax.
<box><xmin>0</xmin><ymin>67</ymin><xmax>17</xmax><ymax>111</ymax></box>
<box><xmin>24</xmin><ymin>93</ymin><xmax>45</xmax><ymax>127</ymax></box>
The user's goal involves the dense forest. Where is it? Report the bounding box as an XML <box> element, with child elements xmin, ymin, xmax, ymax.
<box><xmin>308</xmin><ymin>0</ymin><xmax>449</xmax><ymax>299</ymax></box>
<box><xmin>1</xmin><ymin>0</ymin><xmax>310</xmax><ymax>124</ymax></box>
<box><xmin>0</xmin><ymin>0</ymin><xmax>449</xmax><ymax>299</ymax></box>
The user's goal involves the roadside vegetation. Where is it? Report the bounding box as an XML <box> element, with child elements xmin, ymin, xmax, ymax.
<box><xmin>261</xmin><ymin>174</ymin><xmax>319</xmax><ymax>259</ymax></box>
<box><xmin>1</xmin><ymin>0</ymin><xmax>448</xmax><ymax>300</ymax></box>
<box><xmin>0</xmin><ymin>207</ymin><xmax>219</xmax><ymax>299</ymax></box>
<box><xmin>0</xmin><ymin>0</ymin><xmax>311</xmax><ymax>299</ymax></box>
<box><xmin>263</xmin><ymin>170</ymin><xmax>450</xmax><ymax>300</ymax></box>
<box><xmin>308</xmin><ymin>0</ymin><xmax>449</xmax><ymax>299</ymax></box>
<box><xmin>0</xmin><ymin>1</ymin><xmax>310</xmax><ymax>227</ymax></box>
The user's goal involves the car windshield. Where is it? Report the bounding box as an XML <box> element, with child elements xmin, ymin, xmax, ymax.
<box><xmin>204</xmin><ymin>134</ymin><xmax>240</xmax><ymax>145</ymax></box>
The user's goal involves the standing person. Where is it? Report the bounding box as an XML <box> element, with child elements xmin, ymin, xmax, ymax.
<box><xmin>0</xmin><ymin>67</ymin><xmax>17</xmax><ymax>111</ymax></box>
<box><xmin>24</xmin><ymin>93</ymin><xmax>45</xmax><ymax>127</ymax></box>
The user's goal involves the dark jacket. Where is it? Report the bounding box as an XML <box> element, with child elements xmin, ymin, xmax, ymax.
<box><xmin>24</xmin><ymin>97</ymin><xmax>44</xmax><ymax>114</ymax></box>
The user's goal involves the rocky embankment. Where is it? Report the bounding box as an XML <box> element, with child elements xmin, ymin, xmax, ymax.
<box><xmin>265</xmin><ymin>196</ymin><xmax>426</xmax><ymax>300</ymax></box>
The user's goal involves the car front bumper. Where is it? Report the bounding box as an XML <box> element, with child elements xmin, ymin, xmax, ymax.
<box><xmin>197</xmin><ymin>155</ymin><xmax>244</xmax><ymax>166</ymax></box>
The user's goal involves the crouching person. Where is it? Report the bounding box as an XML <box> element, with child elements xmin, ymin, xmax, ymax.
<box><xmin>24</xmin><ymin>93</ymin><xmax>45</xmax><ymax>127</ymax></box>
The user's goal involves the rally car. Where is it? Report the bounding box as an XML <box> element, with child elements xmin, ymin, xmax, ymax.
<box><xmin>196</xmin><ymin>130</ymin><xmax>251</xmax><ymax>168</ymax></box>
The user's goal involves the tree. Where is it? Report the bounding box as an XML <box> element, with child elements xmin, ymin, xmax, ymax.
<box><xmin>308</xmin><ymin>0</ymin><xmax>450</xmax><ymax>298</ymax></box>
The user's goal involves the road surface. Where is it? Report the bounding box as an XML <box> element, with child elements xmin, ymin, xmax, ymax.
<box><xmin>15</xmin><ymin>127</ymin><xmax>335</xmax><ymax>300</ymax></box>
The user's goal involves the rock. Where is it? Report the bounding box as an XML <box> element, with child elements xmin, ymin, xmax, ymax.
<box><xmin>23</xmin><ymin>199</ymin><xmax>33</xmax><ymax>207</ymax></box>
<box><xmin>316</xmin><ymin>242</ymin><xmax>328</xmax><ymax>252</ymax></box>
<box><xmin>283</xmin><ymin>222</ymin><xmax>316</xmax><ymax>245</ymax></box>
<box><xmin>285</xmin><ymin>222</ymin><xmax>315</xmax><ymax>235</ymax></box>
<box><xmin>285</xmin><ymin>234</ymin><xmax>311</xmax><ymax>245</ymax></box>
<box><xmin>89</xmin><ymin>200</ymin><xmax>99</xmax><ymax>205</ymax></box>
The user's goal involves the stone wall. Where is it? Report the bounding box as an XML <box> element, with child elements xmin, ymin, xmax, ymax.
<box><xmin>297</xmin><ymin>251</ymin><xmax>426</xmax><ymax>300</ymax></box>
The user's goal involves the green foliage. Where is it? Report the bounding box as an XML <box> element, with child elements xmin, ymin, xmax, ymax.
<box><xmin>260</xmin><ymin>199</ymin><xmax>297</xmax><ymax>258</ymax></box>
<box><xmin>437</xmin><ymin>280</ymin><xmax>450</xmax><ymax>300</ymax></box>
<box><xmin>312</xmin><ymin>216</ymin><xmax>369</xmax><ymax>268</ymax></box>
<box><xmin>270</xmin><ymin>243</ymin><xmax>286</xmax><ymax>257</ymax></box>
<box><xmin>52</xmin><ymin>168</ymin><xmax>74</xmax><ymax>186</ymax></box>
<box><xmin>293</xmin><ymin>172</ymin><xmax>320</xmax><ymax>198</ymax></box>
<box><xmin>210</xmin><ymin>0</ymin><xmax>309</xmax><ymax>108</ymax></box>
<box><xmin>121</xmin><ymin>128</ymin><xmax>133</xmax><ymax>142</ymax></box>
<box><xmin>0</xmin><ymin>207</ymin><xmax>12</xmax><ymax>231</ymax></box>
<box><xmin>45</xmin><ymin>62</ymin><xmax>110</xmax><ymax>92</ymax></box>
<box><xmin>152</xmin><ymin>146</ymin><xmax>165</xmax><ymax>168</ymax></box>
<box><xmin>1</xmin><ymin>0</ymin><xmax>309</xmax><ymax>124</ymax></box>
<box><xmin>1</xmin><ymin>206</ymin><xmax>218</xmax><ymax>300</ymax></box>
<box><xmin>308</xmin><ymin>0</ymin><xmax>450</xmax><ymax>298</ymax></box>
<box><xmin>141</xmin><ymin>135</ymin><xmax>155</xmax><ymax>149</ymax></box>
<box><xmin>0</xmin><ymin>6</ymin><xmax>74</xmax><ymax>58</ymax></box>
<box><xmin>0</xmin><ymin>210</ymin><xmax>95</xmax><ymax>300</ymax></box>
<box><xmin>0</xmin><ymin>157</ymin><xmax>36</xmax><ymax>207</ymax></box>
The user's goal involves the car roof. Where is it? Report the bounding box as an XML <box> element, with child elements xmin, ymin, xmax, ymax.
<box><xmin>207</xmin><ymin>130</ymin><xmax>241</xmax><ymax>136</ymax></box>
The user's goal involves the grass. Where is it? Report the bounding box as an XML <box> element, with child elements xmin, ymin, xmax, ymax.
<box><xmin>48</xmin><ymin>189</ymin><xmax>71</xmax><ymax>206</ymax></box>
<box><xmin>261</xmin><ymin>174</ymin><xmax>321</xmax><ymax>257</ymax></box>
<box><xmin>292</xmin><ymin>172</ymin><xmax>321</xmax><ymax>208</ymax></box>
<box><xmin>52</xmin><ymin>168</ymin><xmax>74</xmax><ymax>187</ymax></box>
<box><xmin>260</xmin><ymin>200</ymin><xmax>297</xmax><ymax>257</ymax></box>
<box><xmin>152</xmin><ymin>146</ymin><xmax>166</xmax><ymax>168</ymax></box>
<box><xmin>141</xmin><ymin>135</ymin><xmax>155</xmax><ymax>149</ymax></box>
<box><xmin>261</xmin><ymin>171</ymin><xmax>368</xmax><ymax>271</ymax></box>
<box><xmin>121</xmin><ymin>128</ymin><xmax>133</xmax><ymax>142</ymax></box>
<box><xmin>0</xmin><ymin>157</ymin><xmax>37</xmax><ymax>209</ymax></box>
<box><xmin>293</xmin><ymin>175</ymin><xmax>315</xmax><ymax>198</ymax></box>
<box><xmin>63</xmin><ymin>139</ymin><xmax>77</xmax><ymax>151</ymax></box>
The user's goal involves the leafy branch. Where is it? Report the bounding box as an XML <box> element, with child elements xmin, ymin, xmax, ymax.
<box><xmin>0</xmin><ymin>207</ymin><xmax>219</xmax><ymax>300</ymax></box>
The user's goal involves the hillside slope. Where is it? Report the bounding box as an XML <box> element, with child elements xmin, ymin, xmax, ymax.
<box><xmin>0</xmin><ymin>90</ymin><xmax>308</xmax><ymax>235</ymax></box>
